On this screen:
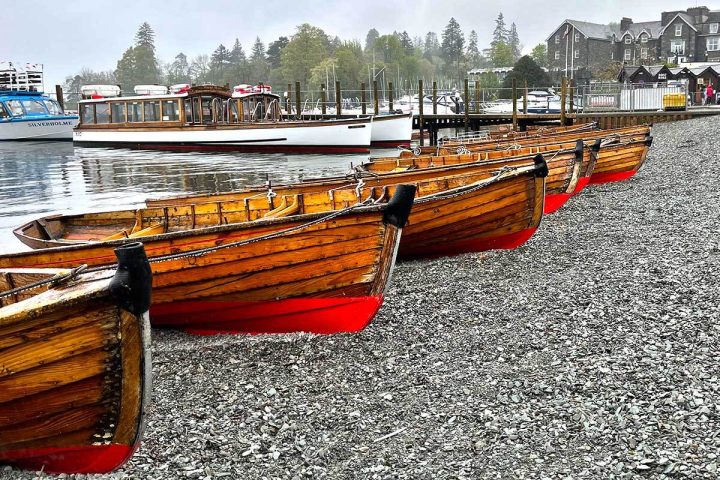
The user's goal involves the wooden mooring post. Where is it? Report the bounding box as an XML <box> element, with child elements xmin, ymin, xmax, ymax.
<box><xmin>360</xmin><ymin>83</ymin><xmax>366</xmax><ymax>115</ymax></box>
<box><xmin>432</xmin><ymin>81</ymin><xmax>438</xmax><ymax>115</ymax></box>
<box><xmin>55</xmin><ymin>85</ymin><xmax>64</xmax><ymax>110</ymax></box>
<box><xmin>569</xmin><ymin>79</ymin><xmax>574</xmax><ymax>113</ymax></box>
<box><xmin>388</xmin><ymin>82</ymin><xmax>394</xmax><ymax>112</ymax></box>
<box><xmin>373</xmin><ymin>81</ymin><xmax>379</xmax><ymax>115</ymax></box>
<box><xmin>419</xmin><ymin>79</ymin><xmax>424</xmax><ymax>146</ymax></box>
<box><xmin>474</xmin><ymin>80</ymin><xmax>480</xmax><ymax>114</ymax></box>
<box><xmin>512</xmin><ymin>79</ymin><xmax>518</xmax><ymax>131</ymax></box>
<box><xmin>321</xmin><ymin>84</ymin><xmax>327</xmax><ymax>115</ymax></box>
<box><xmin>464</xmin><ymin>79</ymin><xmax>470</xmax><ymax>132</ymax></box>
<box><xmin>335</xmin><ymin>81</ymin><xmax>342</xmax><ymax>116</ymax></box>
<box><xmin>523</xmin><ymin>81</ymin><xmax>528</xmax><ymax>115</ymax></box>
<box><xmin>287</xmin><ymin>83</ymin><xmax>292</xmax><ymax>114</ymax></box>
<box><xmin>294</xmin><ymin>82</ymin><xmax>301</xmax><ymax>119</ymax></box>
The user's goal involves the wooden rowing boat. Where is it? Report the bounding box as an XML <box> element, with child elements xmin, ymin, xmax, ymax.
<box><xmin>360</xmin><ymin>140</ymin><xmax>598</xmax><ymax>213</ymax></box>
<box><xmin>590</xmin><ymin>134</ymin><xmax>653</xmax><ymax>184</ymax></box>
<box><xmin>0</xmin><ymin>243</ymin><xmax>152</xmax><ymax>474</ymax></box>
<box><xmin>403</xmin><ymin>125</ymin><xmax>650</xmax><ymax>157</ymax></box>
<box><xmin>145</xmin><ymin>157</ymin><xmax>550</xmax><ymax>257</ymax></box>
<box><xmin>441</xmin><ymin>123</ymin><xmax>598</xmax><ymax>147</ymax></box>
<box><xmin>14</xmin><ymin>155</ymin><xmax>548</xmax><ymax>262</ymax></box>
<box><xmin>7</xmin><ymin>187</ymin><xmax>416</xmax><ymax>335</ymax></box>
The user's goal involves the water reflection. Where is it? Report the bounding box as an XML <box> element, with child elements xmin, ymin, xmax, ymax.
<box><xmin>0</xmin><ymin>142</ymin><xmax>397</xmax><ymax>252</ymax></box>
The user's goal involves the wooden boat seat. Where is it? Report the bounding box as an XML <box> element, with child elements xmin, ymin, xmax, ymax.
<box><xmin>263</xmin><ymin>195</ymin><xmax>300</xmax><ymax>219</ymax></box>
<box><xmin>100</xmin><ymin>223</ymin><xmax>166</xmax><ymax>241</ymax></box>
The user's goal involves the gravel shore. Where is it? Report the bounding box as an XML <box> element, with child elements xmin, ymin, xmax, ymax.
<box><xmin>6</xmin><ymin>117</ymin><xmax>720</xmax><ymax>479</ymax></box>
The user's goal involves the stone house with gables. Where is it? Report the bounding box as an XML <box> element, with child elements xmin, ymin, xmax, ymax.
<box><xmin>547</xmin><ymin>6</ymin><xmax>720</xmax><ymax>79</ymax></box>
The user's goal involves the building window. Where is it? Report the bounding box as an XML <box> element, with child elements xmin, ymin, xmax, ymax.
<box><xmin>641</xmin><ymin>48</ymin><xmax>648</xmax><ymax>59</ymax></box>
<box><xmin>574</xmin><ymin>32</ymin><xmax>580</xmax><ymax>42</ymax></box>
<box><xmin>611</xmin><ymin>51</ymin><xmax>615</xmax><ymax>60</ymax></box>
<box><xmin>625</xmin><ymin>36</ymin><xmax>632</xmax><ymax>44</ymax></box>
<box><xmin>624</xmin><ymin>49</ymin><xmax>632</xmax><ymax>60</ymax></box>
<box><xmin>711</xmin><ymin>23</ymin><xmax>719</xmax><ymax>34</ymax></box>
<box><xmin>671</xmin><ymin>40</ymin><xmax>686</xmax><ymax>54</ymax></box>
<box><xmin>640</xmin><ymin>34</ymin><xmax>648</xmax><ymax>43</ymax></box>
<box><xmin>675</xmin><ymin>24</ymin><xmax>683</xmax><ymax>36</ymax></box>
<box><xmin>555</xmin><ymin>50</ymin><xmax>560</xmax><ymax>60</ymax></box>
<box><xmin>555</xmin><ymin>34</ymin><xmax>560</xmax><ymax>44</ymax></box>
<box><xmin>708</xmin><ymin>37</ymin><xmax>720</xmax><ymax>51</ymax></box>
<box><xmin>575</xmin><ymin>49</ymin><xmax>580</xmax><ymax>58</ymax></box>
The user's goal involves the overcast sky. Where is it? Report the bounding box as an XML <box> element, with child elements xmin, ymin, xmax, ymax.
<box><xmin>1</xmin><ymin>0</ymin><xmax>705</xmax><ymax>89</ymax></box>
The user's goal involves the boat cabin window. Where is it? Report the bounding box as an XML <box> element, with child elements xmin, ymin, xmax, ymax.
<box><xmin>0</xmin><ymin>103</ymin><xmax>8</xmax><ymax>119</ymax></box>
<box><xmin>81</xmin><ymin>104</ymin><xmax>95</xmax><ymax>124</ymax></box>
<box><xmin>184</xmin><ymin>99</ymin><xmax>194</xmax><ymax>123</ymax></box>
<box><xmin>162</xmin><ymin>100</ymin><xmax>179</xmax><ymax>121</ymax></box>
<box><xmin>128</xmin><ymin>102</ymin><xmax>142</xmax><ymax>122</ymax></box>
<box><xmin>144</xmin><ymin>101</ymin><xmax>160</xmax><ymax>122</ymax></box>
<box><xmin>95</xmin><ymin>103</ymin><xmax>110</xmax><ymax>123</ymax></box>
<box><xmin>201</xmin><ymin>96</ymin><xmax>221</xmax><ymax>124</ymax></box>
<box><xmin>111</xmin><ymin>103</ymin><xmax>126</xmax><ymax>123</ymax></box>
<box><xmin>6</xmin><ymin>100</ymin><xmax>24</xmax><ymax>117</ymax></box>
<box><xmin>20</xmin><ymin>99</ymin><xmax>47</xmax><ymax>115</ymax></box>
<box><xmin>229</xmin><ymin>99</ymin><xmax>240</xmax><ymax>122</ymax></box>
<box><xmin>42</xmin><ymin>99</ymin><xmax>63</xmax><ymax>115</ymax></box>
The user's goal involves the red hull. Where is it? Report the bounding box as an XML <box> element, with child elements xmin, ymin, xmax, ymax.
<box><xmin>150</xmin><ymin>295</ymin><xmax>384</xmax><ymax>335</ymax></box>
<box><xmin>544</xmin><ymin>193</ymin><xmax>572</xmax><ymax>214</ymax></box>
<box><xmin>73</xmin><ymin>142</ymin><xmax>370</xmax><ymax>154</ymax></box>
<box><xmin>572</xmin><ymin>177</ymin><xmax>591</xmax><ymax>196</ymax></box>
<box><xmin>400</xmin><ymin>226</ymin><xmax>538</xmax><ymax>259</ymax></box>
<box><xmin>371</xmin><ymin>140</ymin><xmax>412</xmax><ymax>148</ymax></box>
<box><xmin>589</xmin><ymin>169</ymin><xmax>638</xmax><ymax>185</ymax></box>
<box><xmin>1</xmin><ymin>444</ymin><xmax>135</xmax><ymax>474</ymax></box>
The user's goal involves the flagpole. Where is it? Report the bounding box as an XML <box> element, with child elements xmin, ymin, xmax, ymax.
<box><xmin>570</xmin><ymin>26</ymin><xmax>575</xmax><ymax>80</ymax></box>
<box><xmin>565</xmin><ymin>24</ymin><xmax>569</xmax><ymax>78</ymax></box>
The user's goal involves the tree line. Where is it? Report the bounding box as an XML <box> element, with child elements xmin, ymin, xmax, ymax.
<box><xmin>64</xmin><ymin>15</ymin><xmax>552</xmax><ymax>104</ymax></box>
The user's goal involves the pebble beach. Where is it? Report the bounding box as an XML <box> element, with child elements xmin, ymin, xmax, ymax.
<box><xmin>6</xmin><ymin>117</ymin><xmax>720</xmax><ymax>479</ymax></box>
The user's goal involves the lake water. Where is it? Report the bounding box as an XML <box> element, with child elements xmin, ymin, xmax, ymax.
<box><xmin>0</xmin><ymin>142</ymin><xmax>398</xmax><ymax>252</ymax></box>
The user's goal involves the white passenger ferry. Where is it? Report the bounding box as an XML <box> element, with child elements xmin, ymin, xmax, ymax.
<box><xmin>73</xmin><ymin>84</ymin><xmax>373</xmax><ymax>153</ymax></box>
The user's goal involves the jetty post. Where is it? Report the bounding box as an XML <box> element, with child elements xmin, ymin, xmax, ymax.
<box><xmin>432</xmin><ymin>81</ymin><xmax>438</xmax><ymax>115</ymax></box>
<box><xmin>335</xmin><ymin>81</ymin><xmax>342</xmax><ymax>115</ymax></box>
<box><xmin>321</xmin><ymin>84</ymin><xmax>327</xmax><ymax>115</ymax></box>
<box><xmin>295</xmin><ymin>82</ymin><xmax>302</xmax><ymax>119</ymax></box>
<box><xmin>560</xmin><ymin>77</ymin><xmax>567</xmax><ymax>126</ymax></box>
<box><xmin>373</xmin><ymin>81</ymin><xmax>379</xmax><ymax>115</ymax></box>
<box><xmin>419</xmin><ymin>79</ymin><xmax>424</xmax><ymax>146</ymax></box>
<box><xmin>388</xmin><ymin>82</ymin><xmax>394</xmax><ymax>112</ymax></box>
<box><xmin>55</xmin><ymin>85</ymin><xmax>64</xmax><ymax>110</ymax></box>
<box><xmin>474</xmin><ymin>80</ymin><xmax>480</xmax><ymax>114</ymax></box>
<box><xmin>464</xmin><ymin>79</ymin><xmax>470</xmax><ymax>131</ymax></box>
<box><xmin>512</xmin><ymin>79</ymin><xmax>518</xmax><ymax>131</ymax></box>
<box><xmin>361</xmin><ymin>83</ymin><xmax>366</xmax><ymax>115</ymax></box>
<box><xmin>523</xmin><ymin>81</ymin><xmax>528</xmax><ymax>115</ymax></box>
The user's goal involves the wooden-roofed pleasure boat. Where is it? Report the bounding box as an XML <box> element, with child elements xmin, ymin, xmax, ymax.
<box><xmin>7</xmin><ymin>187</ymin><xmax>416</xmax><ymax>335</ymax></box>
<box><xmin>0</xmin><ymin>242</ymin><xmax>151</xmax><ymax>474</ymax></box>
<box><xmin>73</xmin><ymin>84</ymin><xmax>373</xmax><ymax>153</ymax></box>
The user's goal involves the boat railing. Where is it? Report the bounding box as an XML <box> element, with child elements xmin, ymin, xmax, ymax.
<box><xmin>265</xmin><ymin>99</ymin><xmax>280</xmax><ymax>122</ymax></box>
<box><xmin>250</xmin><ymin>101</ymin><xmax>264</xmax><ymax>122</ymax></box>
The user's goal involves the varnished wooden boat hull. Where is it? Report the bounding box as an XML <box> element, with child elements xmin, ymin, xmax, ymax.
<box><xmin>589</xmin><ymin>137</ymin><xmax>653</xmax><ymax>185</ymax></box>
<box><xmin>0</xmin><ymin>243</ymin><xmax>152</xmax><ymax>474</ymax></box>
<box><xmin>5</xmin><ymin>192</ymin><xmax>415</xmax><ymax>335</ymax></box>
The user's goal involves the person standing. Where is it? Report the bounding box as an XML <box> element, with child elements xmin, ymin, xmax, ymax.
<box><xmin>706</xmin><ymin>83</ymin><xmax>715</xmax><ymax>105</ymax></box>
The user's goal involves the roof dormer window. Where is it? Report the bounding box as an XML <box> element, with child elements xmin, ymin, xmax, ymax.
<box><xmin>675</xmin><ymin>24</ymin><xmax>683</xmax><ymax>36</ymax></box>
<box><xmin>640</xmin><ymin>34</ymin><xmax>648</xmax><ymax>43</ymax></box>
<box><xmin>625</xmin><ymin>36</ymin><xmax>632</xmax><ymax>44</ymax></box>
<box><xmin>711</xmin><ymin>23</ymin><xmax>719</xmax><ymax>34</ymax></box>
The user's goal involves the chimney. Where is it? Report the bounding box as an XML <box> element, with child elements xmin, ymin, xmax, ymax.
<box><xmin>620</xmin><ymin>17</ymin><xmax>633</xmax><ymax>32</ymax></box>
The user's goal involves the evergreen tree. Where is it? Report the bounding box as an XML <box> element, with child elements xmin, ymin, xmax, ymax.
<box><xmin>250</xmin><ymin>37</ymin><xmax>269</xmax><ymax>82</ymax></box>
<box><xmin>230</xmin><ymin>38</ymin><xmax>247</xmax><ymax>65</ymax></box>
<box><xmin>115</xmin><ymin>47</ymin><xmax>136</xmax><ymax>93</ymax></box>
<box><xmin>466</xmin><ymin>30</ymin><xmax>481</xmax><ymax>66</ymax></box>
<box><xmin>441</xmin><ymin>17</ymin><xmax>465</xmax><ymax>76</ymax></box>
<box><xmin>508</xmin><ymin>23</ymin><xmax>521</xmax><ymax>61</ymax></box>
<box><xmin>251</xmin><ymin>37</ymin><xmax>265</xmax><ymax>61</ymax></box>
<box><xmin>114</xmin><ymin>22</ymin><xmax>160</xmax><ymax>90</ymax></box>
<box><xmin>491</xmin><ymin>41</ymin><xmax>514</xmax><ymax>67</ymax></box>
<box><xmin>209</xmin><ymin>44</ymin><xmax>231</xmax><ymax>84</ymax></box>
<box><xmin>189</xmin><ymin>55</ymin><xmax>210</xmax><ymax>83</ymax></box>
<box><xmin>399</xmin><ymin>31</ymin><xmax>414</xmax><ymax>55</ymax></box>
<box><xmin>166</xmin><ymin>52</ymin><xmax>190</xmax><ymax>84</ymax></box>
<box><xmin>424</xmin><ymin>31</ymin><xmax>440</xmax><ymax>60</ymax></box>
<box><xmin>229</xmin><ymin>39</ymin><xmax>249</xmax><ymax>83</ymax></box>
<box><xmin>365</xmin><ymin>28</ymin><xmax>379</xmax><ymax>52</ymax></box>
<box><xmin>492</xmin><ymin>13</ymin><xmax>508</xmax><ymax>46</ymax></box>
<box><xmin>266</xmin><ymin>36</ymin><xmax>289</xmax><ymax>69</ymax></box>
<box><xmin>501</xmin><ymin>55</ymin><xmax>550</xmax><ymax>94</ymax></box>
